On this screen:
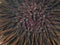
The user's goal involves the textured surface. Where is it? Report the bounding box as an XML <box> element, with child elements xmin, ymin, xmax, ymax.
<box><xmin>0</xmin><ymin>0</ymin><xmax>60</xmax><ymax>45</ymax></box>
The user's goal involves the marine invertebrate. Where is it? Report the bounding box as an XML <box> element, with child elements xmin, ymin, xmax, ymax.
<box><xmin>0</xmin><ymin>0</ymin><xmax>60</xmax><ymax>45</ymax></box>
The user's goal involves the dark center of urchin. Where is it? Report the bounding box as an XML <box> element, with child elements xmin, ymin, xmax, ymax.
<box><xmin>14</xmin><ymin>1</ymin><xmax>50</xmax><ymax>33</ymax></box>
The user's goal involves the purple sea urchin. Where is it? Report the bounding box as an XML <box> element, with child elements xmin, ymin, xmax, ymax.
<box><xmin>0</xmin><ymin>0</ymin><xmax>60</xmax><ymax>45</ymax></box>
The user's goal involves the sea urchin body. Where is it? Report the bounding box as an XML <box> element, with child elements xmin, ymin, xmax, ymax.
<box><xmin>0</xmin><ymin>0</ymin><xmax>60</xmax><ymax>45</ymax></box>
